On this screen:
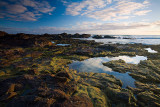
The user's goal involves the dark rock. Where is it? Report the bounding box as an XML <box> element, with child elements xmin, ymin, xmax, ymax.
<box><xmin>56</xmin><ymin>71</ymin><xmax>72</xmax><ymax>79</ymax></box>
<box><xmin>0</xmin><ymin>31</ymin><xmax>8</xmax><ymax>37</ymax></box>
<box><xmin>52</xmin><ymin>89</ymin><xmax>69</xmax><ymax>100</ymax></box>
<box><xmin>104</xmin><ymin>35</ymin><xmax>116</xmax><ymax>39</ymax></box>
<box><xmin>92</xmin><ymin>35</ymin><xmax>103</xmax><ymax>39</ymax></box>
<box><xmin>53</xmin><ymin>76</ymin><xmax>69</xmax><ymax>84</ymax></box>
<box><xmin>137</xmin><ymin>91</ymin><xmax>160</xmax><ymax>107</ymax></box>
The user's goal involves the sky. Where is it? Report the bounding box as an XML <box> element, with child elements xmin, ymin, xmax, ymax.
<box><xmin>0</xmin><ymin>0</ymin><xmax>160</xmax><ymax>35</ymax></box>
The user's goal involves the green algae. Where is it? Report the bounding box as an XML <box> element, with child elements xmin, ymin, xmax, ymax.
<box><xmin>50</xmin><ymin>57</ymin><xmax>72</xmax><ymax>72</ymax></box>
<box><xmin>103</xmin><ymin>59</ymin><xmax>138</xmax><ymax>73</ymax></box>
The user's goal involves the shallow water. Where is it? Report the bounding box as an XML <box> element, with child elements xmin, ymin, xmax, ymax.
<box><xmin>56</xmin><ymin>44</ymin><xmax>70</xmax><ymax>46</ymax></box>
<box><xmin>51</xmin><ymin>41</ymin><xmax>70</xmax><ymax>46</ymax></box>
<box><xmin>69</xmin><ymin>55</ymin><xmax>147</xmax><ymax>88</ymax></box>
<box><xmin>145</xmin><ymin>48</ymin><xmax>158</xmax><ymax>53</ymax></box>
<box><xmin>87</xmin><ymin>38</ymin><xmax>160</xmax><ymax>45</ymax></box>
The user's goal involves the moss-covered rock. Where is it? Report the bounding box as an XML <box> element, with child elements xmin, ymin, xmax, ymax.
<box><xmin>50</xmin><ymin>57</ymin><xmax>72</xmax><ymax>72</ymax></box>
<box><xmin>137</xmin><ymin>91</ymin><xmax>160</xmax><ymax>107</ymax></box>
<box><xmin>75</xmin><ymin>84</ymin><xmax>108</xmax><ymax>107</ymax></box>
<box><xmin>103</xmin><ymin>59</ymin><xmax>138</xmax><ymax>73</ymax></box>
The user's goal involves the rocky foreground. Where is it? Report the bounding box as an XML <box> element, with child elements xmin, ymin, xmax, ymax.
<box><xmin>0</xmin><ymin>31</ymin><xmax>160</xmax><ymax>107</ymax></box>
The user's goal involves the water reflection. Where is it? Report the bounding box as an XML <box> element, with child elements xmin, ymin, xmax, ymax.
<box><xmin>145</xmin><ymin>48</ymin><xmax>158</xmax><ymax>53</ymax></box>
<box><xmin>56</xmin><ymin>44</ymin><xmax>70</xmax><ymax>46</ymax></box>
<box><xmin>69</xmin><ymin>55</ymin><xmax>147</xmax><ymax>88</ymax></box>
<box><xmin>110</xmin><ymin>55</ymin><xmax>147</xmax><ymax>64</ymax></box>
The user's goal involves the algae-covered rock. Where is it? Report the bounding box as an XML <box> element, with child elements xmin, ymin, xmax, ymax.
<box><xmin>127</xmin><ymin>81</ymin><xmax>160</xmax><ymax>95</ymax></box>
<box><xmin>137</xmin><ymin>91</ymin><xmax>160</xmax><ymax>107</ymax></box>
<box><xmin>75</xmin><ymin>84</ymin><xmax>108</xmax><ymax>107</ymax></box>
<box><xmin>129</xmin><ymin>68</ymin><xmax>160</xmax><ymax>83</ymax></box>
<box><xmin>0</xmin><ymin>70</ymin><xmax>5</xmax><ymax>76</ymax></box>
<box><xmin>139</xmin><ymin>60</ymin><xmax>160</xmax><ymax>74</ymax></box>
<box><xmin>56</xmin><ymin>71</ymin><xmax>72</xmax><ymax>79</ymax></box>
<box><xmin>50</xmin><ymin>57</ymin><xmax>72</xmax><ymax>72</ymax></box>
<box><xmin>69</xmin><ymin>71</ymin><xmax>136</xmax><ymax>107</ymax></box>
<box><xmin>105</xmin><ymin>87</ymin><xmax>137</xmax><ymax>106</ymax></box>
<box><xmin>103</xmin><ymin>59</ymin><xmax>138</xmax><ymax>73</ymax></box>
<box><xmin>0</xmin><ymin>84</ymin><xmax>17</xmax><ymax>101</ymax></box>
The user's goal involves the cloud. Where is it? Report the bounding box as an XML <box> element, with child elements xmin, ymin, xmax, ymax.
<box><xmin>69</xmin><ymin>21</ymin><xmax>160</xmax><ymax>32</ymax></box>
<box><xmin>6</xmin><ymin>4</ymin><xmax>27</xmax><ymax>14</ymax></box>
<box><xmin>66</xmin><ymin>0</ymin><xmax>109</xmax><ymax>16</ymax></box>
<box><xmin>66</xmin><ymin>0</ymin><xmax>151</xmax><ymax>21</ymax></box>
<box><xmin>107</xmin><ymin>0</ymin><xmax>112</xmax><ymax>4</ymax></box>
<box><xmin>134</xmin><ymin>10</ymin><xmax>152</xmax><ymax>16</ymax></box>
<box><xmin>0</xmin><ymin>0</ymin><xmax>55</xmax><ymax>21</ymax></box>
<box><xmin>61</xmin><ymin>0</ymin><xmax>68</xmax><ymax>5</ymax></box>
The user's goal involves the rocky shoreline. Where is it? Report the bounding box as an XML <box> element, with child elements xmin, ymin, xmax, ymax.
<box><xmin>0</xmin><ymin>31</ymin><xmax>160</xmax><ymax>107</ymax></box>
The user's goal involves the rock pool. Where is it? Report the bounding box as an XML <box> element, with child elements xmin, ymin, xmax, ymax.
<box><xmin>69</xmin><ymin>55</ymin><xmax>147</xmax><ymax>88</ymax></box>
<box><xmin>145</xmin><ymin>48</ymin><xmax>158</xmax><ymax>53</ymax></box>
<box><xmin>56</xmin><ymin>44</ymin><xmax>70</xmax><ymax>46</ymax></box>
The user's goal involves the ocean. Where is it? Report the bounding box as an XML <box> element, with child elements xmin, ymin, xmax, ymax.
<box><xmin>84</xmin><ymin>35</ymin><xmax>160</xmax><ymax>45</ymax></box>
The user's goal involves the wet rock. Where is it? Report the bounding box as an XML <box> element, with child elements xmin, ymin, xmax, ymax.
<box><xmin>7</xmin><ymin>84</ymin><xmax>16</xmax><ymax>93</ymax></box>
<box><xmin>56</xmin><ymin>71</ymin><xmax>72</xmax><ymax>79</ymax></box>
<box><xmin>34</xmin><ymin>97</ymin><xmax>56</xmax><ymax>107</ymax></box>
<box><xmin>7</xmin><ymin>95</ymin><xmax>37</xmax><ymax>107</ymax></box>
<box><xmin>54</xmin><ymin>95</ymin><xmax>94</xmax><ymax>107</ymax></box>
<box><xmin>97</xmin><ymin>45</ymin><xmax>120</xmax><ymax>52</ymax></box>
<box><xmin>19</xmin><ymin>69</ymin><xmax>39</xmax><ymax>75</ymax></box>
<box><xmin>69</xmin><ymin>71</ymin><xmax>129</xmax><ymax>106</ymax></box>
<box><xmin>135</xmin><ymin>81</ymin><xmax>157</xmax><ymax>90</ymax></box>
<box><xmin>104</xmin><ymin>35</ymin><xmax>116</xmax><ymax>39</ymax></box>
<box><xmin>0</xmin><ymin>92</ymin><xmax>17</xmax><ymax>101</ymax></box>
<box><xmin>52</xmin><ymin>89</ymin><xmax>69</xmax><ymax>100</ymax></box>
<box><xmin>53</xmin><ymin>76</ymin><xmax>69</xmax><ymax>84</ymax></box>
<box><xmin>137</xmin><ymin>91</ymin><xmax>160</xmax><ymax>107</ymax></box>
<box><xmin>139</xmin><ymin>60</ymin><xmax>160</xmax><ymax>74</ymax></box>
<box><xmin>75</xmin><ymin>84</ymin><xmax>108</xmax><ymax>107</ymax></box>
<box><xmin>127</xmin><ymin>86</ymin><xmax>143</xmax><ymax>94</ymax></box>
<box><xmin>0</xmin><ymin>70</ymin><xmax>5</xmax><ymax>76</ymax></box>
<box><xmin>0</xmin><ymin>84</ymin><xmax>17</xmax><ymax>101</ymax></box>
<box><xmin>128</xmin><ymin>81</ymin><xmax>160</xmax><ymax>95</ymax></box>
<box><xmin>105</xmin><ymin>87</ymin><xmax>137</xmax><ymax>106</ymax></box>
<box><xmin>92</xmin><ymin>35</ymin><xmax>103</xmax><ymax>39</ymax></box>
<box><xmin>103</xmin><ymin>59</ymin><xmax>138</xmax><ymax>73</ymax></box>
<box><xmin>129</xmin><ymin>69</ymin><xmax>160</xmax><ymax>83</ymax></box>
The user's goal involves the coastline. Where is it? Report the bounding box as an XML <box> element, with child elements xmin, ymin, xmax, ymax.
<box><xmin>0</xmin><ymin>32</ymin><xmax>160</xmax><ymax>107</ymax></box>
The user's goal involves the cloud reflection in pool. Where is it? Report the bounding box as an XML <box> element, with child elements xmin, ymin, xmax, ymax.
<box><xmin>69</xmin><ymin>55</ymin><xmax>147</xmax><ymax>88</ymax></box>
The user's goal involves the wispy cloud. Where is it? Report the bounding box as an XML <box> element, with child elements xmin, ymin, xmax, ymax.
<box><xmin>61</xmin><ymin>0</ymin><xmax>68</xmax><ymax>5</ymax></box>
<box><xmin>66</xmin><ymin>0</ymin><xmax>109</xmax><ymax>16</ymax></box>
<box><xmin>66</xmin><ymin>0</ymin><xmax>151</xmax><ymax>21</ymax></box>
<box><xmin>0</xmin><ymin>0</ymin><xmax>55</xmax><ymax>21</ymax></box>
<box><xmin>134</xmin><ymin>10</ymin><xmax>152</xmax><ymax>16</ymax></box>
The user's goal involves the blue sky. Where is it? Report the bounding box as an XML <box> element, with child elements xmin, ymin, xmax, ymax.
<box><xmin>0</xmin><ymin>0</ymin><xmax>160</xmax><ymax>35</ymax></box>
